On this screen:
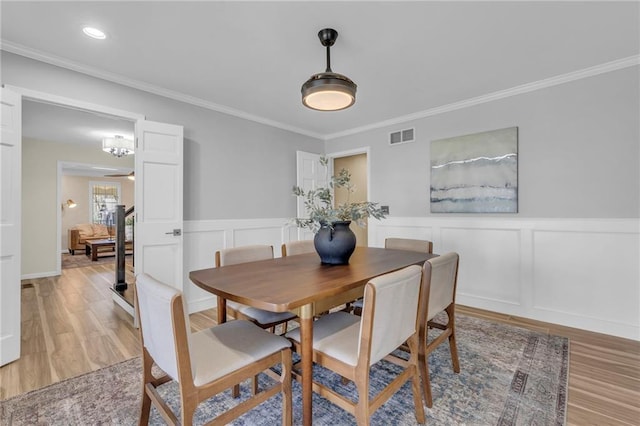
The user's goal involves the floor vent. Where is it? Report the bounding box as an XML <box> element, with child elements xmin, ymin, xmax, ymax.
<box><xmin>389</xmin><ymin>127</ymin><xmax>415</xmax><ymax>145</ymax></box>
<box><xmin>21</xmin><ymin>283</ymin><xmax>34</xmax><ymax>289</ymax></box>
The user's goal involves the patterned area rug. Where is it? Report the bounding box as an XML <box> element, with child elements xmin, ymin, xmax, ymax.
<box><xmin>0</xmin><ymin>314</ymin><xmax>568</xmax><ymax>425</ymax></box>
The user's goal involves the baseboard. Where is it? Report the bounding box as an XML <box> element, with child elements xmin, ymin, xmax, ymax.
<box><xmin>21</xmin><ymin>270</ymin><xmax>59</xmax><ymax>279</ymax></box>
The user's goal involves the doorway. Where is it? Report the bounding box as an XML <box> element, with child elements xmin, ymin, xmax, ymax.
<box><xmin>2</xmin><ymin>85</ymin><xmax>185</xmax><ymax>369</ymax></box>
<box><xmin>333</xmin><ymin>153</ymin><xmax>369</xmax><ymax>246</ymax></box>
<box><xmin>21</xmin><ymin>99</ymin><xmax>137</xmax><ymax>277</ymax></box>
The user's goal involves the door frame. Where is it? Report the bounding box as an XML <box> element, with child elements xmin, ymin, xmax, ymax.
<box><xmin>7</xmin><ymin>85</ymin><xmax>144</xmax><ymax>318</ymax></box>
<box><xmin>326</xmin><ymin>146</ymin><xmax>372</xmax><ymax>201</ymax></box>
<box><xmin>326</xmin><ymin>147</ymin><xmax>372</xmax><ymax>241</ymax></box>
<box><xmin>326</xmin><ymin>146</ymin><xmax>371</xmax><ymax>199</ymax></box>
<box><xmin>7</xmin><ymin>84</ymin><xmax>144</xmax><ymax>280</ymax></box>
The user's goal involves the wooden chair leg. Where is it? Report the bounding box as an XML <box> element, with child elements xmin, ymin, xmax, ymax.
<box><xmin>252</xmin><ymin>375</ymin><xmax>259</xmax><ymax>395</ymax></box>
<box><xmin>281</xmin><ymin>349</ymin><xmax>293</xmax><ymax>426</ymax></box>
<box><xmin>139</xmin><ymin>350</ymin><xmax>154</xmax><ymax>425</ymax></box>
<box><xmin>139</xmin><ymin>387</ymin><xmax>152</xmax><ymax>425</ymax></box>
<box><xmin>419</xmin><ymin>345</ymin><xmax>434</xmax><ymax>408</ymax></box>
<box><xmin>407</xmin><ymin>337</ymin><xmax>426</xmax><ymax>423</ymax></box>
<box><xmin>181</xmin><ymin>396</ymin><xmax>197</xmax><ymax>426</ymax></box>
<box><xmin>446</xmin><ymin>305</ymin><xmax>461</xmax><ymax>373</ymax></box>
<box><xmin>354</xmin><ymin>370</ymin><xmax>370</xmax><ymax>426</ymax></box>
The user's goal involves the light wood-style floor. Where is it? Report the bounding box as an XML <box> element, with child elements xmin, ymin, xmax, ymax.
<box><xmin>1</xmin><ymin>264</ymin><xmax>639</xmax><ymax>425</ymax></box>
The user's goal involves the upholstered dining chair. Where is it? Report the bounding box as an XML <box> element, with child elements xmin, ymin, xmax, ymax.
<box><xmin>135</xmin><ymin>273</ymin><xmax>293</xmax><ymax>426</ymax></box>
<box><xmin>285</xmin><ymin>265</ymin><xmax>426</xmax><ymax>425</ymax></box>
<box><xmin>215</xmin><ymin>245</ymin><xmax>297</xmax><ymax>332</ymax></box>
<box><xmin>352</xmin><ymin>237</ymin><xmax>433</xmax><ymax>315</ymax></box>
<box><xmin>281</xmin><ymin>240</ymin><xmax>315</xmax><ymax>257</ymax></box>
<box><xmin>385</xmin><ymin>237</ymin><xmax>433</xmax><ymax>254</ymax></box>
<box><xmin>415</xmin><ymin>252</ymin><xmax>461</xmax><ymax>407</ymax></box>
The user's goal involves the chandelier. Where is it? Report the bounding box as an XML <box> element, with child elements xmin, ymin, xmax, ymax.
<box><xmin>102</xmin><ymin>135</ymin><xmax>134</xmax><ymax>157</ymax></box>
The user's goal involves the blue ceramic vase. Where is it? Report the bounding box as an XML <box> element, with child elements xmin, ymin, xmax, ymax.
<box><xmin>314</xmin><ymin>221</ymin><xmax>357</xmax><ymax>265</ymax></box>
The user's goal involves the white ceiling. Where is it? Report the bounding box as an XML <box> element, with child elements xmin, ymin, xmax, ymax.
<box><xmin>23</xmin><ymin>100</ymin><xmax>134</xmax><ymax>177</ymax></box>
<box><xmin>2</xmin><ymin>1</ymin><xmax>638</xmax><ymax>140</ymax></box>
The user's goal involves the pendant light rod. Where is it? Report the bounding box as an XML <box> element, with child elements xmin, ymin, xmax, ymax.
<box><xmin>318</xmin><ymin>28</ymin><xmax>338</xmax><ymax>72</ymax></box>
<box><xmin>326</xmin><ymin>45</ymin><xmax>332</xmax><ymax>72</ymax></box>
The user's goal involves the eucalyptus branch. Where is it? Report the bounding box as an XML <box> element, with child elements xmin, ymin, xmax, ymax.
<box><xmin>291</xmin><ymin>156</ymin><xmax>386</xmax><ymax>233</ymax></box>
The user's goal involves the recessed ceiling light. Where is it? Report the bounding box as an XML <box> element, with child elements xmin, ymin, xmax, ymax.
<box><xmin>82</xmin><ymin>26</ymin><xmax>106</xmax><ymax>40</ymax></box>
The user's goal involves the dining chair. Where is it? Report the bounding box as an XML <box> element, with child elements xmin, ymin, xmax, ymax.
<box><xmin>285</xmin><ymin>265</ymin><xmax>426</xmax><ymax>425</ymax></box>
<box><xmin>215</xmin><ymin>245</ymin><xmax>297</xmax><ymax>332</ymax></box>
<box><xmin>352</xmin><ymin>237</ymin><xmax>433</xmax><ymax>315</ymax></box>
<box><xmin>385</xmin><ymin>237</ymin><xmax>433</xmax><ymax>254</ymax></box>
<box><xmin>415</xmin><ymin>252</ymin><xmax>461</xmax><ymax>407</ymax></box>
<box><xmin>135</xmin><ymin>273</ymin><xmax>293</xmax><ymax>426</ymax></box>
<box><xmin>281</xmin><ymin>240</ymin><xmax>315</xmax><ymax>257</ymax></box>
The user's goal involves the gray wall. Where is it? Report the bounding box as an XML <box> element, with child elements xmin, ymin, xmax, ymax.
<box><xmin>326</xmin><ymin>67</ymin><xmax>639</xmax><ymax>218</ymax></box>
<box><xmin>4</xmin><ymin>51</ymin><xmax>637</xmax><ymax>222</ymax></box>
<box><xmin>2</xmin><ymin>51</ymin><xmax>323</xmax><ymax>221</ymax></box>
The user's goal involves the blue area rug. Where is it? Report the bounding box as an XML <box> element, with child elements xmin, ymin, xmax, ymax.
<box><xmin>1</xmin><ymin>314</ymin><xmax>568</xmax><ymax>425</ymax></box>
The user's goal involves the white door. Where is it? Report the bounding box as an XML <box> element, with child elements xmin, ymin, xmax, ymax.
<box><xmin>0</xmin><ymin>87</ymin><xmax>22</xmax><ymax>366</ymax></box>
<box><xmin>135</xmin><ymin>121</ymin><xmax>184</xmax><ymax>290</ymax></box>
<box><xmin>296</xmin><ymin>151</ymin><xmax>328</xmax><ymax>240</ymax></box>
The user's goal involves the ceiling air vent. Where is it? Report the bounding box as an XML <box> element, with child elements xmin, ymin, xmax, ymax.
<box><xmin>389</xmin><ymin>127</ymin><xmax>415</xmax><ymax>145</ymax></box>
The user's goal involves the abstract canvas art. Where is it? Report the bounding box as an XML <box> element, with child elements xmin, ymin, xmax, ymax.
<box><xmin>430</xmin><ymin>127</ymin><xmax>518</xmax><ymax>213</ymax></box>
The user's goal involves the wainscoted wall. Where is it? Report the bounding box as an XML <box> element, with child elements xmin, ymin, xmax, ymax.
<box><xmin>370</xmin><ymin>217</ymin><xmax>639</xmax><ymax>341</ymax></box>
<box><xmin>183</xmin><ymin>217</ymin><xmax>639</xmax><ymax>341</ymax></box>
<box><xmin>182</xmin><ymin>219</ymin><xmax>300</xmax><ymax>314</ymax></box>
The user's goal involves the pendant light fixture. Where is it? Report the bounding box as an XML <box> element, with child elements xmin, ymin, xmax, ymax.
<box><xmin>102</xmin><ymin>135</ymin><xmax>134</xmax><ymax>158</ymax></box>
<box><xmin>301</xmin><ymin>28</ymin><xmax>357</xmax><ymax>111</ymax></box>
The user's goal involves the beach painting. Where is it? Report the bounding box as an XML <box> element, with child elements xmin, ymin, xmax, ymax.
<box><xmin>430</xmin><ymin>127</ymin><xmax>518</xmax><ymax>213</ymax></box>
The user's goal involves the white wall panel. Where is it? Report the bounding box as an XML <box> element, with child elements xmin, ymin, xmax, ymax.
<box><xmin>233</xmin><ymin>226</ymin><xmax>284</xmax><ymax>251</ymax></box>
<box><xmin>441</xmin><ymin>227</ymin><xmax>521</xmax><ymax>305</ymax></box>
<box><xmin>533</xmin><ymin>230</ymin><xmax>639</xmax><ymax>326</ymax></box>
<box><xmin>370</xmin><ymin>217</ymin><xmax>639</xmax><ymax>340</ymax></box>
<box><xmin>182</xmin><ymin>219</ymin><xmax>296</xmax><ymax>313</ymax></box>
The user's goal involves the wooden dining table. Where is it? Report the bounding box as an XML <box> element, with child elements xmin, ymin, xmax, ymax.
<box><xmin>189</xmin><ymin>246</ymin><xmax>435</xmax><ymax>425</ymax></box>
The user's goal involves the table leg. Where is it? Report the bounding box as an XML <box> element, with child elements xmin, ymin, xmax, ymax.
<box><xmin>216</xmin><ymin>296</ymin><xmax>227</xmax><ymax>324</ymax></box>
<box><xmin>91</xmin><ymin>245</ymin><xmax>99</xmax><ymax>261</ymax></box>
<box><xmin>300</xmin><ymin>303</ymin><xmax>314</xmax><ymax>426</ymax></box>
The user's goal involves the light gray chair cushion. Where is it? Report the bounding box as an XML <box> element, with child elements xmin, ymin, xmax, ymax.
<box><xmin>231</xmin><ymin>303</ymin><xmax>297</xmax><ymax>325</ymax></box>
<box><xmin>287</xmin><ymin>265</ymin><xmax>422</xmax><ymax>368</ymax></box>
<box><xmin>190</xmin><ymin>319</ymin><xmax>291</xmax><ymax>386</ymax></box>
<box><xmin>286</xmin><ymin>311</ymin><xmax>360</xmax><ymax>366</ymax></box>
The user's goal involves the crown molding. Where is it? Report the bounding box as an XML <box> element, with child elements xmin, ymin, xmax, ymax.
<box><xmin>324</xmin><ymin>55</ymin><xmax>640</xmax><ymax>140</ymax></box>
<box><xmin>0</xmin><ymin>41</ymin><xmax>324</xmax><ymax>140</ymax></box>
<box><xmin>2</xmin><ymin>40</ymin><xmax>637</xmax><ymax>142</ymax></box>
